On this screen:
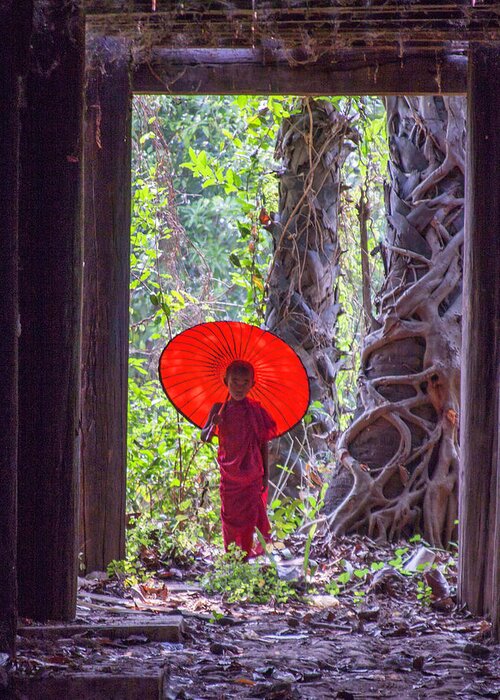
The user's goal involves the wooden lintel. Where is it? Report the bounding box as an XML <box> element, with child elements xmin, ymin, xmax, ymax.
<box><xmin>86</xmin><ymin>1</ymin><xmax>500</xmax><ymax>51</ymax></box>
<box><xmin>132</xmin><ymin>50</ymin><xmax>467</xmax><ymax>96</ymax></box>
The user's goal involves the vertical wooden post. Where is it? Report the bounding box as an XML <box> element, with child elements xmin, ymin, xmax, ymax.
<box><xmin>0</xmin><ymin>0</ymin><xmax>32</xmax><ymax>652</ymax></box>
<box><xmin>17</xmin><ymin>0</ymin><xmax>85</xmax><ymax>621</ymax></box>
<box><xmin>80</xmin><ymin>41</ymin><xmax>132</xmax><ymax>574</ymax></box>
<box><xmin>459</xmin><ymin>44</ymin><xmax>500</xmax><ymax>640</ymax></box>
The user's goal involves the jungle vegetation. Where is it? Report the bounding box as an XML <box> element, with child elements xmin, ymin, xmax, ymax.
<box><xmin>127</xmin><ymin>94</ymin><xmax>463</xmax><ymax>563</ymax></box>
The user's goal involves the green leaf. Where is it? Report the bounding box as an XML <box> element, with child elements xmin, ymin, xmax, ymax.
<box><xmin>139</xmin><ymin>131</ymin><xmax>155</xmax><ymax>144</ymax></box>
<box><xmin>354</xmin><ymin>568</ymin><xmax>369</xmax><ymax>578</ymax></box>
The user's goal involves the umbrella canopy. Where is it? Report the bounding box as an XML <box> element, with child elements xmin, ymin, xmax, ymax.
<box><xmin>158</xmin><ymin>321</ymin><xmax>310</xmax><ymax>438</ymax></box>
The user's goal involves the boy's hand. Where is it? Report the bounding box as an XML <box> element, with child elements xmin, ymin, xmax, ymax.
<box><xmin>211</xmin><ymin>402</ymin><xmax>223</xmax><ymax>425</ymax></box>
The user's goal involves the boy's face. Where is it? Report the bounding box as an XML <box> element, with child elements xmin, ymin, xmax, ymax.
<box><xmin>225</xmin><ymin>368</ymin><xmax>254</xmax><ymax>401</ymax></box>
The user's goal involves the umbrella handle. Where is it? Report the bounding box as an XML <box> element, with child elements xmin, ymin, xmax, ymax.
<box><xmin>211</xmin><ymin>394</ymin><xmax>229</xmax><ymax>428</ymax></box>
<box><xmin>217</xmin><ymin>393</ymin><xmax>230</xmax><ymax>416</ymax></box>
<box><xmin>202</xmin><ymin>394</ymin><xmax>229</xmax><ymax>442</ymax></box>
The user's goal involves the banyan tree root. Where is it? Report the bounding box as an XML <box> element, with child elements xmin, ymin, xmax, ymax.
<box><xmin>326</xmin><ymin>96</ymin><xmax>465</xmax><ymax>548</ymax></box>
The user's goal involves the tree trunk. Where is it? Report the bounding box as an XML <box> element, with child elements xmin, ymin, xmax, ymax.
<box><xmin>265</xmin><ymin>99</ymin><xmax>353</xmax><ymax>493</ymax></box>
<box><xmin>0</xmin><ymin>0</ymin><xmax>33</xmax><ymax>653</ymax></box>
<box><xmin>17</xmin><ymin>0</ymin><xmax>85</xmax><ymax>621</ymax></box>
<box><xmin>358</xmin><ymin>189</ymin><xmax>374</xmax><ymax>333</ymax></box>
<box><xmin>458</xmin><ymin>45</ymin><xmax>500</xmax><ymax>641</ymax></box>
<box><xmin>80</xmin><ymin>40</ymin><xmax>132</xmax><ymax>574</ymax></box>
<box><xmin>327</xmin><ymin>97</ymin><xmax>465</xmax><ymax>548</ymax></box>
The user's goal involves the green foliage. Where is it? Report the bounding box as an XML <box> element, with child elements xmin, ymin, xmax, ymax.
<box><xmin>302</xmin><ymin>523</ymin><xmax>318</xmax><ymax>578</ymax></box>
<box><xmin>201</xmin><ymin>544</ymin><xmax>296</xmax><ymax>604</ymax></box>
<box><xmin>416</xmin><ymin>580</ymin><xmax>433</xmax><ymax>605</ymax></box>
<box><xmin>126</xmin><ymin>95</ymin><xmax>306</xmax><ymax>559</ymax></box>
<box><xmin>127</xmin><ymin>368</ymin><xmax>221</xmax><ymax>544</ymax></box>
<box><xmin>107</xmin><ymin>558</ymin><xmax>149</xmax><ymax>587</ymax></box>
<box><xmin>388</xmin><ymin>547</ymin><xmax>410</xmax><ymax>571</ymax></box>
<box><xmin>130</xmin><ymin>94</ymin><xmax>293</xmax><ymax>327</ymax></box>
<box><xmin>269</xmin><ymin>482</ymin><xmax>328</xmax><ymax>540</ymax></box>
<box><xmin>125</xmin><ymin>515</ymin><xmax>200</xmax><ymax>566</ymax></box>
<box><xmin>126</xmin><ymin>93</ymin><xmax>389</xmax><ymax>563</ymax></box>
<box><xmin>323</xmin><ymin>541</ymin><xmax>450</xmax><ymax>607</ymax></box>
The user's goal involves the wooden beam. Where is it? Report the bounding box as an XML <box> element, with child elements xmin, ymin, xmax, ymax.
<box><xmin>86</xmin><ymin>1</ymin><xmax>500</xmax><ymax>52</ymax></box>
<box><xmin>13</xmin><ymin>673</ymin><xmax>164</xmax><ymax>699</ymax></box>
<box><xmin>0</xmin><ymin>0</ymin><xmax>33</xmax><ymax>655</ymax></box>
<box><xmin>132</xmin><ymin>49</ymin><xmax>467</xmax><ymax>96</ymax></box>
<box><xmin>17</xmin><ymin>0</ymin><xmax>85</xmax><ymax>621</ymax></box>
<box><xmin>80</xmin><ymin>39</ymin><xmax>132</xmax><ymax>575</ymax></box>
<box><xmin>18</xmin><ymin>618</ymin><xmax>184</xmax><ymax>642</ymax></box>
<box><xmin>458</xmin><ymin>44</ymin><xmax>500</xmax><ymax>641</ymax></box>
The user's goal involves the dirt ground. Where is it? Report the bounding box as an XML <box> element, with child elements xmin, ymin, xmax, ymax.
<box><xmin>5</xmin><ymin>536</ymin><xmax>500</xmax><ymax>699</ymax></box>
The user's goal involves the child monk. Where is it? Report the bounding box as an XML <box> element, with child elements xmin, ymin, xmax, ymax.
<box><xmin>201</xmin><ymin>360</ymin><xmax>277</xmax><ymax>558</ymax></box>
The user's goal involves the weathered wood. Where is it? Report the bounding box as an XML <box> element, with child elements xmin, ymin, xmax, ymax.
<box><xmin>458</xmin><ymin>44</ymin><xmax>500</xmax><ymax>641</ymax></box>
<box><xmin>11</xmin><ymin>674</ymin><xmax>163</xmax><ymax>700</ymax></box>
<box><xmin>0</xmin><ymin>0</ymin><xmax>32</xmax><ymax>654</ymax></box>
<box><xmin>86</xmin><ymin>1</ymin><xmax>500</xmax><ymax>53</ymax></box>
<box><xmin>80</xmin><ymin>39</ymin><xmax>132</xmax><ymax>574</ymax></box>
<box><xmin>133</xmin><ymin>50</ymin><xmax>467</xmax><ymax>96</ymax></box>
<box><xmin>17</xmin><ymin>0</ymin><xmax>85</xmax><ymax>621</ymax></box>
<box><xmin>18</xmin><ymin>617</ymin><xmax>184</xmax><ymax>642</ymax></box>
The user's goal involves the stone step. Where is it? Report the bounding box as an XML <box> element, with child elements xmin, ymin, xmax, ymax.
<box><xmin>17</xmin><ymin>617</ymin><xmax>184</xmax><ymax>643</ymax></box>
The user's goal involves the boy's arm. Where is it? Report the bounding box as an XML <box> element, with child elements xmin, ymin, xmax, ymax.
<box><xmin>261</xmin><ymin>442</ymin><xmax>269</xmax><ymax>492</ymax></box>
<box><xmin>201</xmin><ymin>403</ymin><xmax>222</xmax><ymax>442</ymax></box>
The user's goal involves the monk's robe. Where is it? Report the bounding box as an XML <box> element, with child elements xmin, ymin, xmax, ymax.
<box><xmin>216</xmin><ymin>397</ymin><xmax>276</xmax><ymax>556</ymax></box>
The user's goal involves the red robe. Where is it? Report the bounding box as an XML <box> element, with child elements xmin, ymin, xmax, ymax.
<box><xmin>216</xmin><ymin>398</ymin><xmax>276</xmax><ymax>556</ymax></box>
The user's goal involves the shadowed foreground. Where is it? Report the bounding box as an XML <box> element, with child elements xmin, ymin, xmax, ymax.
<box><xmin>7</xmin><ymin>536</ymin><xmax>500</xmax><ymax>699</ymax></box>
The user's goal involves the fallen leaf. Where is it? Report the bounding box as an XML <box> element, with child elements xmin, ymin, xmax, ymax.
<box><xmin>472</xmin><ymin>619</ymin><xmax>492</xmax><ymax>640</ymax></box>
<box><xmin>234</xmin><ymin>677</ymin><xmax>255</xmax><ymax>685</ymax></box>
<box><xmin>45</xmin><ymin>655</ymin><xmax>70</xmax><ymax>664</ymax></box>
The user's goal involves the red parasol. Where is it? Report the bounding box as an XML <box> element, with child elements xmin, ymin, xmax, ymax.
<box><xmin>158</xmin><ymin>321</ymin><xmax>310</xmax><ymax>438</ymax></box>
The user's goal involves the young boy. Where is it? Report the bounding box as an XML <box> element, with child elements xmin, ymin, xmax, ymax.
<box><xmin>201</xmin><ymin>360</ymin><xmax>276</xmax><ymax>557</ymax></box>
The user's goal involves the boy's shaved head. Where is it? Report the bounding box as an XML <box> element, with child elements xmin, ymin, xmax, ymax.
<box><xmin>225</xmin><ymin>360</ymin><xmax>255</xmax><ymax>382</ymax></box>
